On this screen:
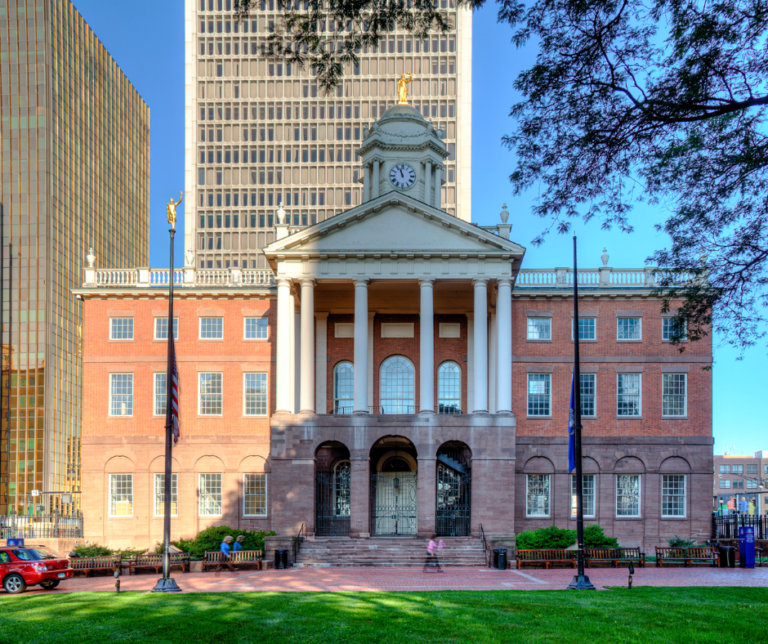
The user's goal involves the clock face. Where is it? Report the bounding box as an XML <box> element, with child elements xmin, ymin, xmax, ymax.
<box><xmin>389</xmin><ymin>163</ymin><xmax>416</xmax><ymax>189</ymax></box>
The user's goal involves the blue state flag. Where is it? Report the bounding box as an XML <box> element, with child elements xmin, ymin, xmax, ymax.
<box><xmin>568</xmin><ymin>374</ymin><xmax>576</xmax><ymax>473</ymax></box>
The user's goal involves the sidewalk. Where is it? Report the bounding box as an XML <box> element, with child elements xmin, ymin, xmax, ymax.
<box><xmin>14</xmin><ymin>565</ymin><xmax>768</xmax><ymax>595</ymax></box>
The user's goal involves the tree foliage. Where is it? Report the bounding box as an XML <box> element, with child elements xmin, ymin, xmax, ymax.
<box><xmin>234</xmin><ymin>0</ymin><xmax>768</xmax><ymax>351</ymax></box>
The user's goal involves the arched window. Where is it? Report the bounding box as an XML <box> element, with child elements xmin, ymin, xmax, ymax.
<box><xmin>333</xmin><ymin>460</ymin><xmax>351</xmax><ymax>517</ymax></box>
<box><xmin>333</xmin><ymin>362</ymin><xmax>354</xmax><ymax>414</ymax></box>
<box><xmin>437</xmin><ymin>361</ymin><xmax>461</xmax><ymax>413</ymax></box>
<box><xmin>379</xmin><ymin>356</ymin><xmax>415</xmax><ymax>414</ymax></box>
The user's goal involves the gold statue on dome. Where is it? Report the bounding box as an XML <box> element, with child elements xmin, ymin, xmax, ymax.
<box><xmin>166</xmin><ymin>191</ymin><xmax>183</xmax><ymax>229</ymax></box>
<box><xmin>397</xmin><ymin>73</ymin><xmax>413</xmax><ymax>105</ymax></box>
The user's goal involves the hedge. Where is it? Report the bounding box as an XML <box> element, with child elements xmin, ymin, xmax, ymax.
<box><xmin>515</xmin><ymin>525</ymin><xmax>619</xmax><ymax>550</ymax></box>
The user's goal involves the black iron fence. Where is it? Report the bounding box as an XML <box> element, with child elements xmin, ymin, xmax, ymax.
<box><xmin>0</xmin><ymin>514</ymin><xmax>83</xmax><ymax>539</ymax></box>
<box><xmin>711</xmin><ymin>512</ymin><xmax>767</xmax><ymax>540</ymax></box>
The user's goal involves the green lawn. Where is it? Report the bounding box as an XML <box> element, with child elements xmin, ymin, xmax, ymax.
<box><xmin>0</xmin><ymin>588</ymin><xmax>765</xmax><ymax>644</ymax></box>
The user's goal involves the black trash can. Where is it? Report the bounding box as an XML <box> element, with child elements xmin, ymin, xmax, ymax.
<box><xmin>718</xmin><ymin>545</ymin><xmax>736</xmax><ymax>568</ymax></box>
<box><xmin>493</xmin><ymin>548</ymin><xmax>508</xmax><ymax>570</ymax></box>
<box><xmin>274</xmin><ymin>548</ymin><xmax>288</xmax><ymax>570</ymax></box>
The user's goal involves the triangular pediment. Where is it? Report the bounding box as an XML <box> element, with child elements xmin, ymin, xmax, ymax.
<box><xmin>264</xmin><ymin>193</ymin><xmax>526</xmax><ymax>260</ymax></box>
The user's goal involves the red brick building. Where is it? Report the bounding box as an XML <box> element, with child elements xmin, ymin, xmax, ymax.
<box><xmin>74</xmin><ymin>106</ymin><xmax>713</xmax><ymax>554</ymax></box>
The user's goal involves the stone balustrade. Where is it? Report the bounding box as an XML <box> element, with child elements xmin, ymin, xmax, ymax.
<box><xmin>83</xmin><ymin>265</ymin><xmax>275</xmax><ymax>288</ymax></box>
<box><xmin>515</xmin><ymin>267</ymin><xmax>697</xmax><ymax>288</ymax></box>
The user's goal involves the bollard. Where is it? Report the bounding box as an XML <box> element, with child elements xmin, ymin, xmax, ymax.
<box><xmin>628</xmin><ymin>562</ymin><xmax>634</xmax><ymax>589</ymax></box>
<box><xmin>114</xmin><ymin>564</ymin><xmax>121</xmax><ymax>594</ymax></box>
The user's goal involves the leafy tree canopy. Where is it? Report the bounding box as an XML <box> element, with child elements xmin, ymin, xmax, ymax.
<box><xmin>235</xmin><ymin>0</ymin><xmax>768</xmax><ymax>352</ymax></box>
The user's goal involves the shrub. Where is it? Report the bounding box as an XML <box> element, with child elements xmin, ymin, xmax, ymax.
<box><xmin>72</xmin><ymin>543</ymin><xmax>114</xmax><ymax>557</ymax></box>
<box><xmin>163</xmin><ymin>526</ymin><xmax>277</xmax><ymax>559</ymax></box>
<box><xmin>516</xmin><ymin>526</ymin><xmax>576</xmax><ymax>550</ymax></box>
<box><xmin>668</xmin><ymin>536</ymin><xmax>697</xmax><ymax>548</ymax></box>
<box><xmin>583</xmin><ymin>525</ymin><xmax>619</xmax><ymax>548</ymax></box>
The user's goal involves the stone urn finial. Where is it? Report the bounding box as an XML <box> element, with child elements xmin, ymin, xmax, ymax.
<box><xmin>86</xmin><ymin>247</ymin><xmax>96</xmax><ymax>268</ymax></box>
<box><xmin>500</xmin><ymin>204</ymin><xmax>509</xmax><ymax>224</ymax></box>
<box><xmin>600</xmin><ymin>248</ymin><xmax>609</xmax><ymax>267</ymax></box>
<box><xmin>276</xmin><ymin>205</ymin><xmax>286</xmax><ymax>225</ymax></box>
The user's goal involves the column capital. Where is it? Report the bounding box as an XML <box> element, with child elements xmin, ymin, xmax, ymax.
<box><xmin>496</xmin><ymin>277</ymin><xmax>513</xmax><ymax>287</ymax></box>
<box><xmin>353</xmin><ymin>278</ymin><xmax>370</xmax><ymax>288</ymax></box>
<box><xmin>276</xmin><ymin>277</ymin><xmax>293</xmax><ymax>288</ymax></box>
<box><xmin>418</xmin><ymin>278</ymin><xmax>435</xmax><ymax>288</ymax></box>
<box><xmin>472</xmin><ymin>278</ymin><xmax>489</xmax><ymax>288</ymax></box>
<box><xmin>315</xmin><ymin>311</ymin><xmax>330</xmax><ymax>320</ymax></box>
<box><xmin>300</xmin><ymin>278</ymin><xmax>316</xmax><ymax>287</ymax></box>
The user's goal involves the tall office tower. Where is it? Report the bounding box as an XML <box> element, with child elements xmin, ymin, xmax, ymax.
<box><xmin>0</xmin><ymin>0</ymin><xmax>149</xmax><ymax>515</ymax></box>
<box><xmin>184</xmin><ymin>0</ymin><xmax>471</xmax><ymax>270</ymax></box>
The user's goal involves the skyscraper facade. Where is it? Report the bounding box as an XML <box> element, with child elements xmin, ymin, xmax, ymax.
<box><xmin>184</xmin><ymin>0</ymin><xmax>472</xmax><ymax>270</ymax></box>
<box><xmin>0</xmin><ymin>0</ymin><xmax>149</xmax><ymax>515</ymax></box>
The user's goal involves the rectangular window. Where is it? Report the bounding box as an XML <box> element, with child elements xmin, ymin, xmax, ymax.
<box><xmin>244</xmin><ymin>373</ymin><xmax>268</xmax><ymax>416</ymax></box>
<box><xmin>662</xmin><ymin>474</ymin><xmax>686</xmax><ymax>517</ymax></box>
<box><xmin>109</xmin><ymin>474</ymin><xmax>133</xmax><ymax>517</ymax></box>
<box><xmin>732</xmin><ymin>465</ymin><xmax>743</xmax><ymax>474</ymax></box>
<box><xmin>572</xmin><ymin>318</ymin><xmax>596</xmax><ymax>340</ymax></box>
<box><xmin>571</xmin><ymin>474</ymin><xmax>595</xmax><ymax>517</ymax></box>
<box><xmin>720</xmin><ymin>464</ymin><xmax>730</xmax><ymax>473</ymax></box>
<box><xmin>154</xmin><ymin>373</ymin><xmax>167</xmax><ymax>416</ymax></box>
<box><xmin>155</xmin><ymin>317</ymin><xmax>179</xmax><ymax>340</ymax></box>
<box><xmin>616</xmin><ymin>474</ymin><xmax>641</xmax><ymax>517</ymax></box>
<box><xmin>244</xmin><ymin>317</ymin><xmax>269</xmax><ymax>339</ymax></box>
<box><xmin>199</xmin><ymin>373</ymin><xmax>223</xmax><ymax>415</ymax></box>
<box><xmin>527</xmin><ymin>317</ymin><xmax>551</xmax><ymax>340</ymax></box>
<box><xmin>746</xmin><ymin>464</ymin><xmax>757</xmax><ymax>474</ymax></box>
<box><xmin>199</xmin><ymin>473</ymin><xmax>223</xmax><ymax>516</ymax></box>
<box><xmin>580</xmin><ymin>373</ymin><xmax>596</xmax><ymax>417</ymax></box>
<box><xmin>747</xmin><ymin>479</ymin><xmax>758</xmax><ymax>489</ymax></box>
<box><xmin>733</xmin><ymin>479</ymin><xmax>744</xmax><ymax>489</ymax></box>
<box><xmin>662</xmin><ymin>317</ymin><xmax>687</xmax><ymax>341</ymax></box>
<box><xmin>154</xmin><ymin>473</ymin><xmax>178</xmax><ymax>516</ymax></box>
<box><xmin>617</xmin><ymin>317</ymin><xmax>642</xmax><ymax>340</ymax></box>
<box><xmin>527</xmin><ymin>374</ymin><xmax>551</xmax><ymax>417</ymax></box>
<box><xmin>109</xmin><ymin>374</ymin><xmax>133</xmax><ymax>416</ymax></box>
<box><xmin>526</xmin><ymin>474</ymin><xmax>550</xmax><ymax>517</ymax></box>
<box><xmin>110</xmin><ymin>317</ymin><xmax>134</xmax><ymax>340</ymax></box>
<box><xmin>662</xmin><ymin>373</ymin><xmax>687</xmax><ymax>417</ymax></box>
<box><xmin>200</xmin><ymin>317</ymin><xmax>224</xmax><ymax>339</ymax></box>
<box><xmin>617</xmin><ymin>373</ymin><xmax>641</xmax><ymax>417</ymax></box>
<box><xmin>243</xmin><ymin>473</ymin><xmax>267</xmax><ymax>516</ymax></box>
<box><xmin>720</xmin><ymin>480</ymin><xmax>731</xmax><ymax>489</ymax></box>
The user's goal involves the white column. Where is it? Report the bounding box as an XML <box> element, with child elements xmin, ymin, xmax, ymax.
<box><xmin>424</xmin><ymin>160</ymin><xmax>432</xmax><ymax>206</ymax></box>
<box><xmin>353</xmin><ymin>279</ymin><xmax>369</xmax><ymax>413</ymax></box>
<box><xmin>372</xmin><ymin>159</ymin><xmax>380</xmax><ymax>199</ymax></box>
<box><xmin>419</xmin><ymin>279</ymin><xmax>435</xmax><ymax>413</ymax></box>
<box><xmin>362</xmin><ymin>164</ymin><xmax>370</xmax><ymax>202</ymax></box>
<box><xmin>489</xmin><ymin>307</ymin><xmax>497</xmax><ymax>414</ymax></box>
<box><xmin>434</xmin><ymin>166</ymin><xmax>442</xmax><ymax>209</ymax></box>
<box><xmin>276</xmin><ymin>278</ymin><xmax>293</xmax><ymax>413</ymax></box>
<box><xmin>466</xmin><ymin>312</ymin><xmax>474</xmax><ymax>414</ymax></box>
<box><xmin>299</xmin><ymin>279</ymin><xmax>315</xmax><ymax>413</ymax></box>
<box><xmin>367</xmin><ymin>312</ymin><xmax>375</xmax><ymax>408</ymax></box>
<box><xmin>472</xmin><ymin>278</ymin><xmax>489</xmax><ymax>413</ymax></box>
<box><xmin>291</xmin><ymin>294</ymin><xmax>299</xmax><ymax>413</ymax></box>
<box><xmin>496</xmin><ymin>278</ymin><xmax>513</xmax><ymax>413</ymax></box>
<box><xmin>315</xmin><ymin>312</ymin><xmax>329</xmax><ymax>414</ymax></box>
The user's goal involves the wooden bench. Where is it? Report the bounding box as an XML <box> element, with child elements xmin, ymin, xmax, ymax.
<box><xmin>585</xmin><ymin>547</ymin><xmax>645</xmax><ymax>568</ymax></box>
<box><xmin>202</xmin><ymin>549</ymin><xmax>263</xmax><ymax>572</ymax></box>
<box><xmin>127</xmin><ymin>553</ymin><xmax>191</xmax><ymax>575</ymax></box>
<box><xmin>655</xmin><ymin>546</ymin><xmax>718</xmax><ymax>567</ymax></box>
<box><xmin>69</xmin><ymin>555</ymin><xmax>121</xmax><ymax>577</ymax></box>
<box><xmin>516</xmin><ymin>549</ymin><xmax>577</xmax><ymax>569</ymax></box>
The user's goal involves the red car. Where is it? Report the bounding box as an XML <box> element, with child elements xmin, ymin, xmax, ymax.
<box><xmin>0</xmin><ymin>545</ymin><xmax>73</xmax><ymax>594</ymax></box>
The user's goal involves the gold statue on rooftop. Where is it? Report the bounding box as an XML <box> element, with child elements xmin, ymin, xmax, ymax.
<box><xmin>397</xmin><ymin>73</ymin><xmax>413</xmax><ymax>105</ymax></box>
<box><xmin>166</xmin><ymin>192</ymin><xmax>183</xmax><ymax>229</ymax></box>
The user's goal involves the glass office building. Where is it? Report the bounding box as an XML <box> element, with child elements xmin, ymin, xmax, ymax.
<box><xmin>184</xmin><ymin>0</ymin><xmax>472</xmax><ymax>269</ymax></box>
<box><xmin>0</xmin><ymin>0</ymin><xmax>149</xmax><ymax>515</ymax></box>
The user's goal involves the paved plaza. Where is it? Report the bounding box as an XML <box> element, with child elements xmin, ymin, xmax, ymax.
<box><xmin>10</xmin><ymin>566</ymin><xmax>767</xmax><ymax>595</ymax></box>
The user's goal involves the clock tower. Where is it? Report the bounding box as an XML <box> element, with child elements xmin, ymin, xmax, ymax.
<box><xmin>357</xmin><ymin>104</ymin><xmax>450</xmax><ymax>210</ymax></box>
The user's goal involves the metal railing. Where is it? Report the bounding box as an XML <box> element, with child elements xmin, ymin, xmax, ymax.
<box><xmin>711</xmin><ymin>513</ymin><xmax>767</xmax><ymax>540</ymax></box>
<box><xmin>293</xmin><ymin>523</ymin><xmax>306</xmax><ymax>566</ymax></box>
<box><xmin>0</xmin><ymin>514</ymin><xmax>83</xmax><ymax>539</ymax></box>
<box><xmin>480</xmin><ymin>523</ymin><xmax>490</xmax><ymax>568</ymax></box>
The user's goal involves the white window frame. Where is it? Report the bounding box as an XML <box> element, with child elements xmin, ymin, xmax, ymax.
<box><xmin>617</xmin><ymin>317</ymin><xmax>642</xmax><ymax>341</ymax></box>
<box><xmin>661</xmin><ymin>474</ymin><xmax>686</xmax><ymax>518</ymax></box>
<box><xmin>527</xmin><ymin>373</ymin><xmax>552</xmax><ymax>417</ymax></box>
<box><xmin>153</xmin><ymin>373</ymin><xmax>167</xmax><ymax>417</ymax></box>
<box><xmin>154</xmin><ymin>317</ymin><xmax>179</xmax><ymax>340</ymax></box>
<box><xmin>244</xmin><ymin>316</ymin><xmax>269</xmax><ymax>340</ymax></box>
<box><xmin>243</xmin><ymin>473</ymin><xmax>268</xmax><ymax>516</ymax></box>
<box><xmin>579</xmin><ymin>373</ymin><xmax>596</xmax><ymax>418</ymax></box>
<box><xmin>109</xmin><ymin>373</ymin><xmax>134</xmax><ymax>417</ymax></box>
<box><xmin>109</xmin><ymin>317</ymin><xmax>134</xmax><ymax>341</ymax></box>
<box><xmin>571</xmin><ymin>474</ymin><xmax>596</xmax><ymax>518</ymax></box>
<box><xmin>525</xmin><ymin>473</ymin><xmax>551</xmax><ymax>517</ymax></box>
<box><xmin>571</xmin><ymin>317</ymin><xmax>596</xmax><ymax>341</ymax></box>
<box><xmin>616</xmin><ymin>474</ymin><xmax>642</xmax><ymax>518</ymax></box>
<box><xmin>198</xmin><ymin>372</ymin><xmax>223</xmax><ymax>416</ymax></box>
<box><xmin>108</xmin><ymin>473</ymin><xmax>133</xmax><ymax>517</ymax></box>
<box><xmin>437</xmin><ymin>361</ymin><xmax>462</xmax><ymax>413</ymax></box>
<box><xmin>662</xmin><ymin>373</ymin><xmax>687</xmax><ymax>418</ymax></box>
<box><xmin>153</xmin><ymin>473</ymin><xmax>179</xmax><ymax>517</ymax></box>
<box><xmin>662</xmin><ymin>317</ymin><xmax>688</xmax><ymax>342</ymax></box>
<box><xmin>526</xmin><ymin>317</ymin><xmax>552</xmax><ymax>341</ymax></box>
<box><xmin>333</xmin><ymin>361</ymin><xmax>354</xmax><ymax>414</ymax></box>
<box><xmin>199</xmin><ymin>317</ymin><xmax>224</xmax><ymax>340</ymax></box>
<box><xmin>199</xmin><ymin>473</ymin><xmax>223</xmax><ymax>516</ymax></box>
<box><xmin>617</xmin><ymin>373</ymin><xmax>642</xmax><ymax>417</ymax></box>
<box><xmin>243</xmin><ymin>372</ymin><xmax>268</xmax><ymax>416</ymax></box>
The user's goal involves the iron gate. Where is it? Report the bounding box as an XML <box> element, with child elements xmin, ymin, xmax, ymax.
<box><xmin>370</xmin><ymin>472</ymin><xmax>418</xmax><ymax>536</ymax></box>
<box><xmin>315</xmin><ymin>470</ymin><xmax>350</xmax><ymax>536</ymax></box>
<box><xmin>436</xmin><ymin>460</ymin><xmax>471</xmax><ymax>537</ymax></box>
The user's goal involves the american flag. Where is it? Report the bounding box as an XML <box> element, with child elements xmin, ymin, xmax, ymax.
<box><xmin>169</xmin><ymin>333</ymin><xmax>180</xmax><ymax>444</ymax></box>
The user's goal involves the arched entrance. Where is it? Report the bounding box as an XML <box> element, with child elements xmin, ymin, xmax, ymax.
<box><xmin>436</xmin><ymin>441</ymin><xmax>471</xmax><ymax>537</ymax></box>
<box><xmin>315</xmin><ymin>442</ymin><xmax>351</xmax><ymax>536</ymax></box>
<box><xmin>369</xmin><ymin>436</ymin><xmax>418</xmax><ymax>536</ymax></box>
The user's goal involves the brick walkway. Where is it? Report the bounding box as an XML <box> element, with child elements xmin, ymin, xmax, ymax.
<box><xmin>11</xmin><ymin>565</ymin><xmax>768</xmax><ymax>595</ymax></box>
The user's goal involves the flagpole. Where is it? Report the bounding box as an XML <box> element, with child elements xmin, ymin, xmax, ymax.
<box><xmin>153</xmin><ymin>202</ymin><xmax>182</xmax><ymax>593</ymax></box>
<box><xmin>568</xmin><ymin>236</ymin><xmax>595</xmax><ymax>590</ymax></box>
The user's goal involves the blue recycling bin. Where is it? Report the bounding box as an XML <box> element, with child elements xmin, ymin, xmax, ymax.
<box><xmin>739</xmin><ymin>526</ymin><xmax>755</xmax><ymax>569</ymax></box>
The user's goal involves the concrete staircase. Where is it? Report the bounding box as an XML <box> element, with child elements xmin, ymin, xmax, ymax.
<box><xmin>294</xmin><ymin>536</ymin><xmax>488</xmax><ymax>568</ymax></box>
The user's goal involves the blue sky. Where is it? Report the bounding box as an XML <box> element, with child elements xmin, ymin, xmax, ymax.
<box><xmin>72</xmin><ymin>0</ymin><xmax>765</xmax><ymax>455</ymax></box>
